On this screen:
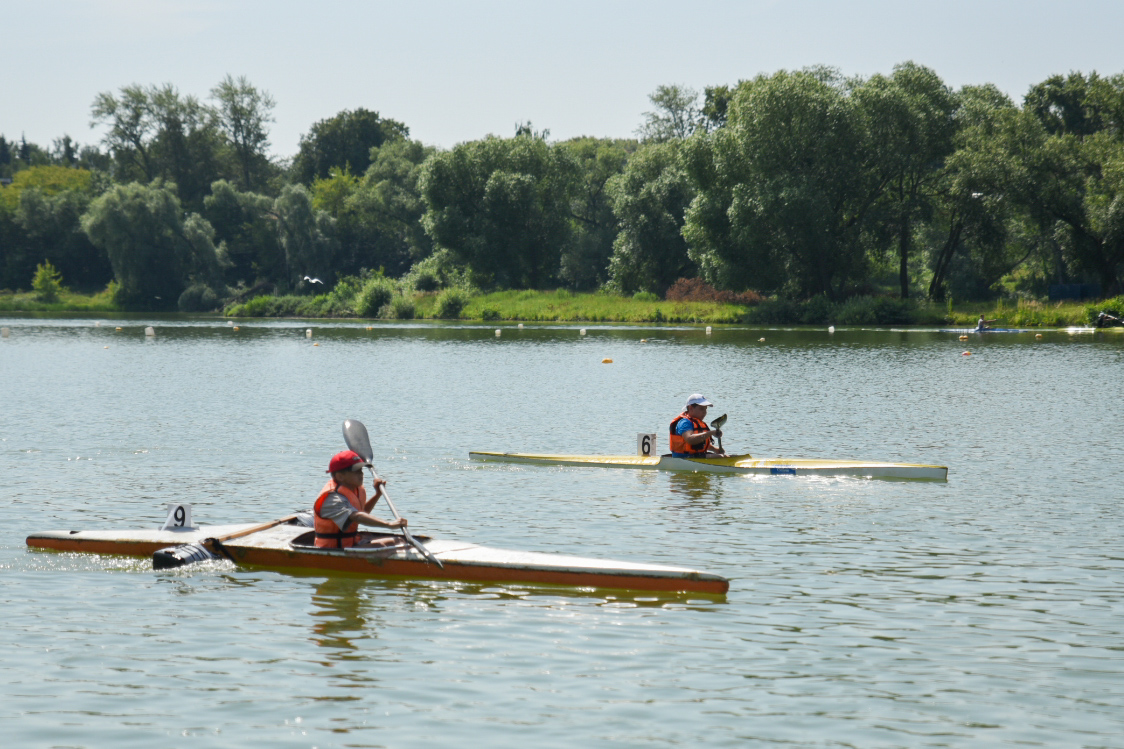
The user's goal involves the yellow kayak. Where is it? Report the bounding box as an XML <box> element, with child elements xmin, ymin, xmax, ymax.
<box><xmin>469</xmin><ymin>452</ymin><xmax>948</xmax><ymax>481</ymax></box>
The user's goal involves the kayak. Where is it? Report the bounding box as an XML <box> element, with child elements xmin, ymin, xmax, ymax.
<box><xmin>938</xmin><ymin>328</ymin><xmax>1032</xmax><ymax>333</ymax></box>
<box><xmin>25</xmin><ymin>521</ymin><xmax>729</xmax><ymax>595</ymax></box>
<box><xmin>469</xmin><ymin>452</ymin><xmax>948</xmax><ymax>481</ymax></box>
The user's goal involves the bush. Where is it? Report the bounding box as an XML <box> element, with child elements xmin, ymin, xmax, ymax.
<box><xmin>435</xmin><ymin>287</ymin><xmax>470</xmax><ymax>319</ymax></box>
<box><xmin>1085</xmin><ymin>296</ymin><xmax>1124</xmax><ymax>323</ymax></box>
<box><xmin>386</xmin><ymin>294</ymin><xmax>416</xmax><ymax>320</ymax></box>
<box><xmin>632</xmin><ymin>291</ymin><xmax>660</xmax><ymax>302</ymax></box>
<box><xmin>178</xmin><ymin>283</ymin><xmax>220</xmax><ymax>312</ymax></box>
<box><xmin>834</xmin><ymin>296</ymin><xmax>916</xmax><ymax>325</ymax></box>
<box><xmin>665</xmin><ymin>277</ymin><xmax>763</xmax><ymax>305</ymax></box>
<box><xmin>480</xmin><ymin>307</ymin><xmax>501</xmax><ymax>320</ymax></box>
<box><xmin>355</xmin><ymin>276</ymin><xmax>397</xmax><ymax>317</ymax></box>
<box><xmin>32</xmin><ymin>261</ymin><xmax>64</xmax><ymax>303</ymax></box>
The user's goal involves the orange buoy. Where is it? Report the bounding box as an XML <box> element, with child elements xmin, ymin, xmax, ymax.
<box><xmin>601</xmin><ymin>358</ymin><xmax>613</xmax><ymax>364</ymax></box>
<box><xmin>962</xmin><ymin>351</ymin><xmax>971</xmax><ymax>356</ymax></box>
<box><xmin>959</xmin><ymin>335</ymin><xmax>968</xmax><ymax>341</ymax></box>
<box><xmin>313</xmin><ymin>342</ymin><xmax>320</xmax><ymax>347</ymax></box>
<box><xmin>1035</xmin><ymin>333</ymin><xmax>1043</xmax><ymax>339</ymax></box>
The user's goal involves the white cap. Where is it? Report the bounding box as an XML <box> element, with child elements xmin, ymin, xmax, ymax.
<box><xmin>685</xmin><ymin>393</ymin><xmax>713</xmax><ymax>408</ymax></box>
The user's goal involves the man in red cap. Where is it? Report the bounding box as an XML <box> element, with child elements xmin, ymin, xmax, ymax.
<box><xmin>313</xmin><ymin>450</ymin><xmax>407</xmax><ymax>548</ymax></box>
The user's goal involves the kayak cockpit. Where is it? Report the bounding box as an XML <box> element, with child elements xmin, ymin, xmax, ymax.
<box><xmin>289</xmin><ymin>530</ymin><xmax>422</xmax><ymax>553</ymax></box>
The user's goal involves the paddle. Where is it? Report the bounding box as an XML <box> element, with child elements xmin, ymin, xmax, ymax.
<box><xmin>152</xmin><ymin>514</ymin><xmax>299</xmax><ymax>569</ymax></box>
<box><xmin>710</xmin><ymin>413</ymin><xmax>727</xmax><ymax>453</ymax></box>
<box><xmin>342</xmin><ymin>419</ymin><xmax>444</xmax><ymax>569</ymax></box>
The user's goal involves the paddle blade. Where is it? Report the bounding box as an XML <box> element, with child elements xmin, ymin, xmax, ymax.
<box><xmin>711</xmin><ymin>414</ymin><xmax>727</xmax><ymax>430</ymax></box>
<box><xmin>343</xmin><ymin>419</ymin><xmax>375</xmax><ymax>462</ymax></box>
<box><xmin>153</xmin><ymin>543</ymin><xmax>219</xmax><ymax>569</ymax></box>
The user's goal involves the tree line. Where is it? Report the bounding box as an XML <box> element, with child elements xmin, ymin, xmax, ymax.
<box><xmin>2</xmin><ymin>63</ymin><xmax>1123</xmax><ymax>311</ymax></box>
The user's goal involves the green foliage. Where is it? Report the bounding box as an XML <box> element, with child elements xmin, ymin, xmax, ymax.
<box><xmin>81</xmin><ymin>181</ymin><xmax>223</xmax><ymax>309</ymax></box>
<box><xmin>434</xmin><ymin>287</ymin><xmax>470</xmax><ymax>318</ymax></box>
<box><xmin>606</xmin><ymin>141</ymin><xmax>696</xmax><ymax>294</ymax></box>
<box><xmin>273</xmin><ymin>184</ymin><xmax>337</xmax><ymax>289</ymax></box>
<box><xmin>177</xmin><ymin>283</ymin><xmax>219</xmax><ymax>312</ymax></box>
<box><xmin>834</xmin><ymin>295</ymin><xmax>916</xmax><ymax>324</ymax></box>
<box><xmin>292</xmin><ymin>108</ymin><xmax>409</xmax><ymax>184</ymax></box>
<box><xmin>632</xmin><ymin>291</ymin><xmax>660</xmax><ymax>302</ymax></box>
<box><xmin>32</xmin><ymin>260</ymin><xmax>64</xmax><ymax>302</ymax></box>
<box><xmin>354</xmin><ymin>274</ymin><xmax>397</xmax><ymax>317</ymax></box>
<box><xmin>203</xmin><ymin>180</ymin><xmax>284</xmax><ymax>287</ymax></box>
<box><xmin>744</xmin><ymin>295</ymin><xmax>917</xmax><ymax>324</ymax></box>
<box><xmin>400</xmin><ymin>249</ymin><xmax>471</xmax><ymax>292</ymax></box>
<box><xmin>419</xmin><ymin>134</ymin><xmax>579</xmax><ymax>288</ymax></box>
<box><xmin>211</xmin><ymin>75</ymin><xmax>275</xmax><ymax>191</ymax></box>
<box><xmin>386</xmin><ymin>294</ymin><xmax>416</xmax><ymax>319</ymax></box>
<box><xmin>1086</xmin><ymin>295</ymin><xmax>1124</xmax><ymax>321</ymax></box>
<box><xmin>479</xmin><ymin>307</ymin><xmax>501</xmax><ymax>320</ymax></box>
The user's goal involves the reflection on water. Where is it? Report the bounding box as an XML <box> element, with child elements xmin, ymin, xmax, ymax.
<box><xmin>310</xmin><ymin>577</ymin><xmax>376</xmax><ymax>652</ymax></box>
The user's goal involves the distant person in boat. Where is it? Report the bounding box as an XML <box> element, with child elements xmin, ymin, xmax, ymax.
<box><xmin>313</xmin><ymin>450</ymin><xmax>407</xmax><ymax>549</ymax></box>
<box><xmin>976</xmin><ymin>315</ymin><xmax>997</xmax><ymax>331</ymax></box>
<box><xmin>669</xmin><ymin>394</ymin><xmax>727</xmax><ymax>458</ymax></box>
<box><xmin>1094</xmin><ymin>311</ymin><xmax>1122</xmax><ymax>328</ymax></box>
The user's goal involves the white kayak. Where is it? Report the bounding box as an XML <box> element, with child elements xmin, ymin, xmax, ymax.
<box><xmin>469</xmin><ymin>451</ymin><xmax>948</xmax><ymax>481</ymax></box>
<box><xmin>26</xmin><ymin>521</ymin><xmax>729</xmax><ymax>594</ymax></box>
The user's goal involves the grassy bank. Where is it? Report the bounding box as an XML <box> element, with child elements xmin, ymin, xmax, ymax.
<box><xmin>0</xmin><ymin>288</ymin><xmax>119</xmax><ymax>312</ymax></box>
<box><xmin>6</xmin><ymin>286</ymin><xmax>1121</xmax><ymax>327</ymax></box>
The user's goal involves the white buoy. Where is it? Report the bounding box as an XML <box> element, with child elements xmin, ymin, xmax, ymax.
<box><xmin>828</xmin><ymin>326</ymin><xmax>835</xmax><ymax>333</ymax></box>
<box><xmin>144</xmin><ymin>326</ymin><xmax>155</xmax><ymax>337</ymax></box>
<box><xmin>94</xmin><ymin>321</ymin><xmax>102</xmax><ymax>327</ymax></box>
<box><xmin>495</xmin><ymin>329</ymin><xmax>501</xmax><ymax>337</ymax></box>
<box><xmin>580</xmin><ymin>329</ymin><xmax>587</xmax><ymax>336</ymax></box>
<box><xmin>706</xmin><ymin>326</ymin><xmax>712</xmax><ymax>335</ymax></box>
<box><xmin>306</xmin><ymin>329</ymin><xmax>312</xmax><ymax>338</ymax></box>
<box><xmin>1</xmin><ymin>327</ymin><xmax>9</xmax><ymax>338</ymax></box>
<box><xmin>227</xmin><ymin>320</ymin><xmax>233</xmax><ymax>326</ymax></box>
<box><xmin>518</xmin><ymin>323</ymin><xmax>524</xmax><ymax>329</ymax></box>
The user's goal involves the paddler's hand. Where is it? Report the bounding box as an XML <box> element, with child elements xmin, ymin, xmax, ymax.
<box><xmin>389</xmin><ymin>518</ymin><xmax>407</xmax><ymax>530</ymax></box>
<box><xmin>372</xmin><ymin>477</ymin><xmax>387</xmax><ymax>489</ymax></box>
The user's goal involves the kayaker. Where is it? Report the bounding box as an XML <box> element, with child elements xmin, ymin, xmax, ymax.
<box><xmin>669</xmin><ymin>394</ymin><xmax>727</xmax><ymax>458</ymax></box>
<box><xmin>313</xmin><ymin>450</ymin><xmax>407</xmax><ymax>548</ymax></box>
<box><xmin>1094</xmin><ymin>311</ymin><xmax>1121</xmax><ymax>328</ymax></box>
<box><xmin>976</xmin><ymin>315</ymin><xmax>997</xmax><ymax>331</ymax></box>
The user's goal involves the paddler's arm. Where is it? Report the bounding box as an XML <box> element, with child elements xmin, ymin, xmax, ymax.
<box><xmin>353</xmin><ymin>512</ymin><xmax>407</xmax><ymax>530</ymax></box>
<box><xmin>684</xmin><ymin>428</ymin><xmax>720</xmax><ymax>447</ymax></box>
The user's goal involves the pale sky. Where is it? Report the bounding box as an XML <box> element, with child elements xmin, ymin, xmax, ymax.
<box><xmin>5</xmin><ymin>0</ymin><xmax>1124</xmax><ymax>159</ymax></box>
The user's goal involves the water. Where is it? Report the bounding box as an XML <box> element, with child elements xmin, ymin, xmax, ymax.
<box><xmin>2</xmin><ymin>317</ymin><xmax>1123</xmax><ymax>748</ymax></box>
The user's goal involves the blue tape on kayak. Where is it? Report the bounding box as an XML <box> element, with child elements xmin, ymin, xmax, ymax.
<box><xmin>770</xmin><ymin>467</ymin><xmax>797</xmax><ymax>475</ymax></box>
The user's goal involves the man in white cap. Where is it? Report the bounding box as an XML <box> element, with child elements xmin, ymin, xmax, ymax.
<box><xmin>668</xmin><ymin>394</ymin><xmax>726</xmax><ymax>458</ymax></box>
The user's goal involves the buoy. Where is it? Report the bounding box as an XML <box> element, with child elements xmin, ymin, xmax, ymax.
<box><xmin>366</xmin><ymin>326</ymin><xmax>373</xmax><ymax>331</ymax></box>
<box><xmin>1035</xmin><ymin>333</ymin><xmax>1043</xmax><ymax>339</ymax></box>
<box><xmin>1</xmin><ymin>327</ymin><xmax>9</xmax><ymax>338</ymax></box>
<box><xmin>602</xmin><ymin>358</ymin><xmax>613</xmax><ymax>364</ymax></box>
<box><xmin>233</xmin><ymin>326</ymin><xmax>240</xmax><ymax>331</ymax></box>
<box><xmin>495</xmin><ymin>329</ymin><xmax>501</xmax><ymax>337</ymax></box>
<box><xmin>580</xmin><ymin>329</ymin><xmax>587</xmax><ymax>335</ymax></box>
<box><xmin>705</xmin><ymin>326</ymin><xmax>712</xmax><ymax>335</ymax></box>
<box><xmin>959</xmin><ymin>335</ymin><xmax>968</xmax><ymax>341</ymax></box>
<box><xmin>828</xmin><ymin>326</ymin><xmax>835</xmax><ymax>333</ymax></box>
<box><xmin>144</xmin><ymin>326</ymin><xmax>155</xmax><ymax>337</ymax></box>
<box><xmin>104</xmin><ymin>346</ymin><xmax>108</xmax><ymax>349</ymax></box>
<box><xmin>758</xmin><ymin>337</ymin><xmax>765</xmax><ymax>342</ymax></box>
<box><xmin>518</xmin><ymin>323</ymin><xmax>524</xmax><ymax>329</ymax></box>
<box><xmin>94</xmin><ymin>321</ymin><xmax>101</xmax><ymax>327</ymax></box>
<box><xmin>305</xmin><ymin>329</ymin><xmax>312</xmax><ymax>338</ymax></box>
<box><xmin>313</xmin><ymin>342</ymin><xmax>320</xmax><ymax>346</ymax></box>
<box><xmin>962</xmin><ymin>351</ymin><xmax>971</xmax><ymax>356</ymax></box>
<box><xmin>227</xmin><ymin>321</ymin><xmax>233</xmax><ymax>326</ymax></box>
<box><xmin>115</xmin><ymin>327</ymin><xmax>122</xmax><ymax>331</ymax></box>
<box><xmin>640</xmin><ymin>339</ymin><xmax>647</xmax><ymax>343</ymax></box>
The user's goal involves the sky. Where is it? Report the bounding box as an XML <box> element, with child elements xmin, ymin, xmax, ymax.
<box><xmin>5</xmin><ymin>0</ymin><xmax>1124</xmax><ymax>159</ymax></box>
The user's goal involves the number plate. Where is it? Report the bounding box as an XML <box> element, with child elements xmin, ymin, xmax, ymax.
<box><xmin>162</xmin><ymin>503</ymin><xmax>194</xmax><ymax>530</ymax></box>
<box><xmin>637</xmin><ymin>433</ymin><xmax>657</xmax><ymax>457</ymax></box>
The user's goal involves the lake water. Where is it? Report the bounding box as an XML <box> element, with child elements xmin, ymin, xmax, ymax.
<box><xmin>2</xmin><ymin>317</ymin><xmax>1123</xmax><ymax>748</ymax></box>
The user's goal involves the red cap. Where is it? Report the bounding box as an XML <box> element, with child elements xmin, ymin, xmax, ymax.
<box><xmin>327</xmin><ymin>450</ymin><xmax>369</xmax><ymax>473</ymax></box>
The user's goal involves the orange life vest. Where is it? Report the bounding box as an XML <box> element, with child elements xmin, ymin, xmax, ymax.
<box><xmin>669</xmin><ymin>412</ymin><xmax>710</xmax><ymax>455</ymax></box>
<box><xmin>313</xmin><ymin>479</ymin><xmax>368</xmax><ymax>548</ymax></box>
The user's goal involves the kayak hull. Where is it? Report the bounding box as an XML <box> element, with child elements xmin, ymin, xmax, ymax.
<box><xmin>26</xmin><ymin>523</ymin><xmax>729</xmax><ymax>595</ymax></box>
<box><xmin>469</xmin><ymin>452</ymin><xmax>948</xmax><ymax>481</ymax></box>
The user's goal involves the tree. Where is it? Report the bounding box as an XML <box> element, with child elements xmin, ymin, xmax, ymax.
<box><xmin>854</xmin><ymin>62</ymin><xmax>957</xmax><ymax>298</ymax></box>
<box><xmin>211</xmin><ymin>75</ymin><xmax>275</xmax><ymax>191</ymax></box>
<box><xmin>203</xmin><ymin>180</ymin><xmax>285</xmax><ymax>286</ymax></box>
<box><xmin>32</xmin><ymin>260</ymin><xmax>64</xmax><ymax>302</ymax></box>
<box><xmin>82</xmin><ymin>181</ymin><xmax>223</xmax><ymax>308</ymax></box>
<box><xmin>558</xmin><ymin>137</ymin><xmax>634</xmax><ymax>290</ymax></box>
<box><xmin>683</xmin><ymin>69</ymin><xmax>879</xmax><ymax>298</ymax></box>
<box><xmin>419</xmin><ymin>134</ymin><xmax>579</xmax><ymax>288</ymax></box>
<box><xmin>272</xmin><ymin>184</ymin><xmax>338</xmax><ymax>289</ymax></box>
<box><xmin>637</xmin><ymin>85</ymin><xmax>705</xmax><ymax>142</ymax></box>
<box><xmin>147</xmin><ymin>84</ymin><xmax>223</xmax><ymax>209</ymax></box>
<box><xmin>605</xmin><ymin>140</ymin><xmax>696</xmax><ymax>294</ymax></box>
<box><xmin>292</xmin><ymin>108</ymin><xmax>409</xmax><ymax>184</ymax></box>
<box><xmin>91</xmin><ymin>84</ymin><xmax>157</xmax><ymax>181</ymax></box>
